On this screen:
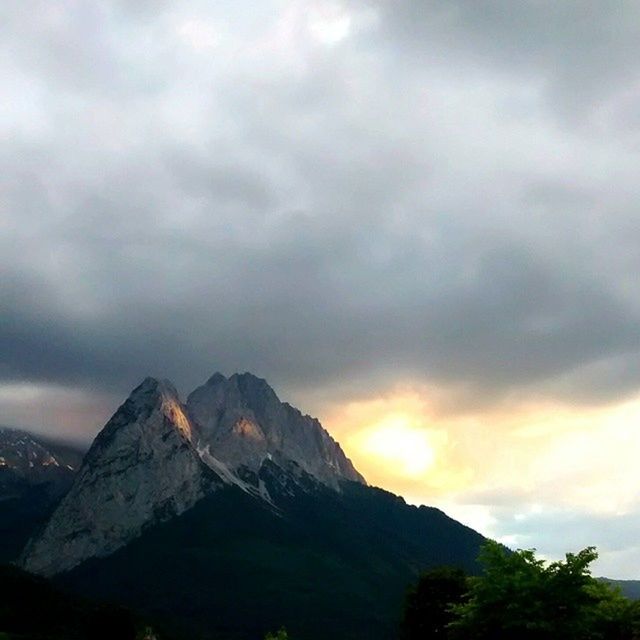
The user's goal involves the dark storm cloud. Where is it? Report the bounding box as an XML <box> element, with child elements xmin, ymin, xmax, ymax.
<box><xmin>2</xmin><ymin>0</ymin><xmax>640</xmax><ymax>411</ymax></box>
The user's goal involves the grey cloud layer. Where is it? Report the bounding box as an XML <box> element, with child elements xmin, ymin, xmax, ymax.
<box><xmin>491</xmin><ymin>503</ymin><xmax>640</xmax><ymax>580</ymax></box>
<box><xmin>2</xmin><ymin>0</ymin><xmax>640</xmax><ymax>410</ymax></box>
<box><xmin>368</xmin><ymin>0</ymin><xmax>640</xmax><ymax>122</ymax></box>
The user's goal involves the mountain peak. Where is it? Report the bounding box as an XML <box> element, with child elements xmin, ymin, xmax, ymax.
<box><xmin>206</xmin><ymin>371</ymin><xmax>277</xmax><ymax>396</ymax></box>
<box><xmin>22</xmin><ymin>372</ymin><xmax>366</xmax><ymax>576</ymax></box>
<box><xmin>0</xmin><ymin>427</ymin><xmax>79</xmax><ymax>469</ymax></box>
<box><xmin>21</xmin><ymin>378</ymin><xmax>222</xmax><ymax>576</ymax></box>
<box><xmin>91</xmin><ymin>377</ymin><xmax>193</xmax><ymax>448</ymax></box>
<box><xmin>231</xmin><ymin>371</ymin><xmax>272</xmax><ymax>387</ymax></box>
<box><xmin>205</xmin><ymin>372</ymin><xmax>227</xmax><ymax>386</ymax></box>
<box><xmin>187</xmin><ymin>371</ymin><xmax>365</xmax><ymax>488</ymax></box>
<box><xmin>128</xmin><ymin>376</ymin><xmax>179</xmax><ymax>405</ymax></box>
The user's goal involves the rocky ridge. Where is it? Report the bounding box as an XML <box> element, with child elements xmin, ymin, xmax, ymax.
<box><xmin>20</xmin><ymin>373</ymin><xmax>365</xmax><ymax>576</ymax></box>
<box><xmin>21</xmin><ymin>378</ymin><xmax>225</xmax><ymax>576</ymax></box>
<box><xmin>0</xmin><ymin>427</ymin><xmax>82</xmax><ymax>500</ymax></box>
<box><xmin>187</xmin><ymin>372</ymin><xmax>365</xmax><ymax>489</ymax></box>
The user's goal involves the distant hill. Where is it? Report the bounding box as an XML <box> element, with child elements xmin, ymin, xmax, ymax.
<box><xmin>600</xmin><ymin>578</ymin><xmax>640</xmax><ymax>600</ymax></box>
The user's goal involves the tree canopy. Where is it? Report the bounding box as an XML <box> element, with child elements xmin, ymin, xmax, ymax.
<box><xmin>401</xmin><ymin>566</ymin><xmax>468</xmax><ymax>639</ymax></box>
<box><xmin>402</xmin><ymin>541</ymin><xmax>640</xmax><ymax>640</ymax></box>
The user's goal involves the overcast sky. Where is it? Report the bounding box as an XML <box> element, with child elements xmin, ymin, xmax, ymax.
<box><xmin>3</xmin><ymin>0</ymin><xmax>640</xmax><ymax>577</ymax></box>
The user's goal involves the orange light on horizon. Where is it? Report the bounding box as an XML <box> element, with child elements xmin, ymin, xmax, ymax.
<box><xmin>321</xmin><ymin>385</ymin><xmax>640</xmax><ymax>519</ymax></box>
<box><xmin>353</xmin><ymin>414</ymin><xmax>436</xmax><ymax>478</ymax></box>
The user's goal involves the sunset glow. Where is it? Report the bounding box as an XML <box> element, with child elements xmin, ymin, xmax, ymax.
<box><xmin>320</xmin><ymin>385</ymin><xmax>640</xmax><ymax>575</ymax></box>
<box><xmin>355</xmin><ymin>414</ymin><xmax>435</xmax><ymax>478</ymax></box>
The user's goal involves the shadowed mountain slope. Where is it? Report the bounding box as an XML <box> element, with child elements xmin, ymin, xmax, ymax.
<box><xmin>0</xmin><ymin>426</ymin><xmax>83</xmax><ymax>563</ymax></box>
<box><xmin>58</xmin><ymin>480</ymin><xmax>484</xmax><ymax>640</ymax></box>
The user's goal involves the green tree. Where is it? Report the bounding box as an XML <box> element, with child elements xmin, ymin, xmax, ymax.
<box><xmin>264</xmin><ymin>628</ymin><xmax>289</xmax><ymax>640</ymax></box>
<box><xmin>585</xmin><ymin>580</ymin><xmax>640</xmax><ymax>640</ymax></box>
<box><xmin>450</xmin><ymin>541</ymin><xmax>638</xmax><ymax>640</ymax></box>
<box><xmin>400</xmin><ymin>566</ymin><xmax>469</xmax><ymax>639</ymax></box>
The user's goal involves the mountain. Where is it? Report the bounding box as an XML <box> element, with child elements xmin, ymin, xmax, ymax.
<box><xmin>57</xmin><ymin>482</ymin><xmax>484</xmax><ymax>640</ymax></box>
<box><xmin>600</xmin><ymin>578</ymin><xmax>640</xmax><ymax>600</ymax></box>
<box><xmin>21</xmin><ymin>374</ymin><xmax>367</xmax><ymax>577</ymax></box>
<box><xmin>17</xmin><ymin>372</ymin><xmax>487</xmax><ymax>639</ymax></box>
<box><xmin>187</xmin><ymin>372</ymin><xmax>365</xmax><ymax>488</ymax></box>
<box><xmin>0</xmin><ymin>425</ymin><xmax>82</xmax><ymax>497</ymax></box>
<box><xmin>0</xmin><ymin>426</ymin><xmax>83</xmax><ymax>562</ymax></box>
<box><xmin>21</xmin><ymin>378</ymin><xmax>226</xmax><ymax>576</ymax></box>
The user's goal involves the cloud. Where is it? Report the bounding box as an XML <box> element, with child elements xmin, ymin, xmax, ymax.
<box><xmin>322</xmin><ymin>386</ymin><xmax>640</xmax><ymax>577</ymax></box>
<box><xmin>2</xmin><ymin>0</ymin><xmax>640</xmax><ymax>411</ymax></box>
<box><xmin>363</xmin><ymin>0</ymin><xmax>640</xmax><ymax>124</ymax></box>
<box><xmin>442</xmin><ymin>490</ymin><xmax>640</xmax><ymax>578</ymax></box>
<box><xmin>0</xmin><ymin>381</ymin><xmax>115</xmax><ymax>443</ymax></box>
<box><xmin>4</xmin><ymin>0</ymin><xmax>640</xmax><ymax>575</ymax></box>
<box><xmin>482</xmin><ymin>505</ymin><xmax>640</xmax><ymax>580</ymax></box>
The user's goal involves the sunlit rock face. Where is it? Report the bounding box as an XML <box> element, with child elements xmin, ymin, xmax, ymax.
<box><xmin>187</xmin><ymin>372</ymin><xmax>366</xmax><ymax>489</ymax></box>
<box><xmin>21</xmin><ymin>378</ymin><xmax>223</xmax><ymax>577</ymax></box>
<box><xmin>22</xmin><ymin>372</ymin><xmax>366</xmax><ymax>577</ymax></box>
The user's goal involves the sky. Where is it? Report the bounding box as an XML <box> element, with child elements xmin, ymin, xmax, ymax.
<box><xmin>3</xmin><ymin>0</ymin><xmax>640</xmax><ymax>577</ymax></box>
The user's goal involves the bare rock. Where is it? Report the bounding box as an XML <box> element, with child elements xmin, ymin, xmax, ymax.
<box><xmin>21</xmin><ymin>378</ymin><xmax>222</xmax><ymax>576</ymax></box>
<box><xmin>187</xmin><ymin>372</ymin><xmax>366</xmax><ymax>489</ymax></box>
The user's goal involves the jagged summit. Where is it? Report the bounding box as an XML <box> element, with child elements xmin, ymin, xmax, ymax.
<box><xmin>13</xmin><ymin>374</ymin><xmax>488</xmax><ymax>640</ymax></box>
<box><xmin>21</xmin><ymin>377</ymin><xmax>223</xmax><ymax>577</ymax></box>
<box><xmin>114</xmin><ymin>376</ymin><xmax>182</xmax><ymax>422</ymax></box>
<box><xmin>132</xmin><ymin>376</ymin><xmax>177</xmax><ymax>397</ymax></box>
<box><xmin>21</xmin><ymin>371</ymin><xmax>365</xmax><ymax>577</ymax></box>
<box><xmin>187</xmin><ymin>371</ymin><xmax>366</xmax><ymax>488</ymax></box>
<box><xmin>200</xmin><ymin>372</ymin><xmax>280</xmax><ymax>407</ymax></box>
<box><xmin>233</xmin><ymin>371</ymin><xmax>279</xmax><ymax>398</ymax></box>
<box><xmin>205</xmin><ymin>371</ymin><xmax>227</xmax><ymax>386</ymax></box>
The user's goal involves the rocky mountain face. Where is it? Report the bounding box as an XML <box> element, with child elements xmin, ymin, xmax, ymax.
<box><xmin>58</xmin><ymin>482</ymin><xmax>486</xmax><ymax>640</ymax></box>
<box><xmin>0</xmin><ymin>427</ymin><xmax>84</xmax><ymax>562</ymax></box>
<box><xmin>187</xmin><ymin>372</ymin><xmax>365</xmax><ymax>488</ymax></box>
<box><xmin>11</xmin><ymin>371</ymin><xmax>488</xmax><ymax>640</ymax></box>
<box><xmin>0</xmin><ymin>427</ymin><xmax>82</xmax><ymax>499</ymax></box>
<box><xmin>21</xmin><ymin>378</ymin><xmax>225</xmax><ymax>576</ymax></box>
<box><xmin>20</xmin><ymin>372</ymin><xmax>366</xmax><ymax>576</ymax></box>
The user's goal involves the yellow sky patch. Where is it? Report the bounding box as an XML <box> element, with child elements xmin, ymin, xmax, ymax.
<box><xmin>322</xmin><ymin>385</ymin><xmax>640</xmax><ymax>524</ymax></box>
